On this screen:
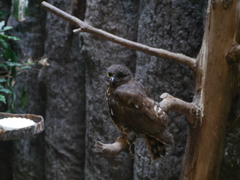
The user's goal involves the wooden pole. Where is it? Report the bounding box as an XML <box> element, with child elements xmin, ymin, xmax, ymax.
<box><xmin>181</xmin><ymin>1</ymin><xmax>239</xmax><ymax>179</ymax></box>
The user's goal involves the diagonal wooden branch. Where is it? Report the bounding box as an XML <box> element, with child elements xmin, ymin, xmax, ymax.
<box><xmin>41</xmin><ymin>1</ymin><xmax>197</xmax><ymax>71</ymax></box>
<box><xmin>160</xmin><ymin>93</ymin><xmax>201</xmax><ymax>127</ymax></box>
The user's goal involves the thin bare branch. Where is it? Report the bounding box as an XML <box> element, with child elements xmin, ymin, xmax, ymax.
<box><xmin>41</xmin><ymin>1</ymin><xmax>197</xmax><ymax>71</ymax></box>
<box><xmin>160</xmin><ymin>93</ymin><xmax>201</xmax><ymax>127</ymax></box>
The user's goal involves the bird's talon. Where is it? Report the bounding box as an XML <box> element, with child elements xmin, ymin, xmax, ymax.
<box><xmin>94</xmin><ymin>141</ymin><xmax>106</xmax><ymax>153</ymax></box>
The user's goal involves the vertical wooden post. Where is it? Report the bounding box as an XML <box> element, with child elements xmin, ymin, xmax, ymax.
<box><xmin>181</xmin><ymin>0</ymin><xmax>239</xmax><ymax>179</ymax></box>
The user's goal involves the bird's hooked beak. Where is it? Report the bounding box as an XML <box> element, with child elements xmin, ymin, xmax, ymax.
<box><xmin>107</xmin><ymin>76</ymin><xmax>116</xmax><ymax>86</ymax></box>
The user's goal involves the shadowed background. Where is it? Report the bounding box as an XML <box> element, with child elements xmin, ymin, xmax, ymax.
<box><xmin>0</xmin><ymin>0</ymin><xmax>239</xmax><ymax>180</ymax></box>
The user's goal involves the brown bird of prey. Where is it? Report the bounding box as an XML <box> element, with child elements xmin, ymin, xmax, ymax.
<box><xmin>104</xmin><ymin>64</ymin><xmax>174</xmax><ymax>160</ymax></box>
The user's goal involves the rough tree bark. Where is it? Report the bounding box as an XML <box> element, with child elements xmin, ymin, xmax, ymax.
<box><xmin>181</xmin><ymin>1</ymin><xmax>240</xmax><ymax>179</ymax></box>
<box><xmin>41</xmin><ymin>0</ymin><xmax>240</xmax><ymax>179</ymax></box>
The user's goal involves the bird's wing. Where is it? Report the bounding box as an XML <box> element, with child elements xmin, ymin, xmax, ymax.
<box><xmin>109</xmin><ymin>80</ymin><xmax>173</xmax><ymax>146</ymax></box>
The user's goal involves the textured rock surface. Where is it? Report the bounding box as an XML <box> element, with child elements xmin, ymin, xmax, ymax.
<box><xmin>3</xmin><ymin>0</ymin><xmax>86</xmax><ymax>180</ymax></box>
<box><xmin>39</xmin><ymin>0</ymin><xmax>86</xmax><ymax>179</ymax></box>
<box><xmin>133</xmin><ymin>1</ymin><xmax>207</xmax><ymax>179</ymax></box>
<box><xmin>220</xmin><ymin>93</ymin><xmax>240</xmax><ymax>180</ymax></box>
<box><xmin>5</xmin><ymin>0</ymin><xmax>47</xmax><ymax>179</ymax></box>
<box><xmin>82</xmin><ymin>0</ymin><xmax>139</xmax><ymax>179</ymax></box>
<box><xmin>2</xmin><ymin>0</ymin><xmax>240</xmax><ymax>180</ymax></box>
<box><xmin>0</xmin><ymin>1</ymin><xmax>13</xmax><ymax>179</ymax></box>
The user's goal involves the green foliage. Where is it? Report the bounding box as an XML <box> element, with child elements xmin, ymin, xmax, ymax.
<box><xmin>0</xmin><ymin>10</ymin><xmax>9</xmax><ymax>20</ymax></box>
<box><xmin>21</xmin><ymin>86</ymin><xmax>27</xmax><ymax>110</ymax></box>
<box><xmin>0</xmin><ymin>15</ymin><xmax>34</xmax><ymax>112</ymax></box>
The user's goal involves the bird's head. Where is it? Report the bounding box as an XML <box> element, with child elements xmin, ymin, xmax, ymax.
<box><xmin>106</xmin><ymin>64</ymin><xmax>133</xmax><ymax>87</ymax></box>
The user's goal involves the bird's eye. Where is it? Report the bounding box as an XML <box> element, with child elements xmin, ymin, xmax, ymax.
<box><xmin>107</xmin><ymin>72</ymin><xmax>113</xmax><ymax>77</ymax></box>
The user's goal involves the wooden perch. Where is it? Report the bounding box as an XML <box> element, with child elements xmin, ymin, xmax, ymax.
<box><xmin>160</xmin><ymin>93</ymin><xmax>200</xmax><ymax>127</ymax></box>
<box><xmin>41</xmin><ymin>1</ymin><xmax>197</xmax><ymax>71</ymax></box>
<box><xmin>226</xmin><ymin>43</ymin><xmax>240</xmax><ymax>65</ymax></box>
<box><xmin>94</xmin><ymin>136</ymin><xmax>128</xmax><ymax>157</ymax></box>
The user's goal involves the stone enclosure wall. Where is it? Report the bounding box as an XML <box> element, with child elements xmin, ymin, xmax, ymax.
<box><xmin>1</xmin><ymin>0</ymin><xmax>239</xmax><ymax>180</ymax></box>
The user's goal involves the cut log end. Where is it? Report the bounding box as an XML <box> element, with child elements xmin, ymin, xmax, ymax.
<box><xmin>160</xmin><ymin>92</ymin><xmax>201</xmax><ymax>127</ymax></box>
<box><xmin>0</xmin><ymin>112</ymin><xmax>44</xmax><ymax>141</ymax></box>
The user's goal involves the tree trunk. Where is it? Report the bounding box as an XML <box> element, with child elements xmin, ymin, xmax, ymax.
<box><xmin>181</xmin><ymin>1</ymin><xmax>239</xmax><ymax>179</ymax></box>
<box><xmin>133</xmin><ymin>1</ymin><xmax>206</xmax><ymax>179</ymax></box>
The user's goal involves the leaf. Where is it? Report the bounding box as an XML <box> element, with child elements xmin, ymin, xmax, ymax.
<box><xmin>0</xmin><ymin>38</ymin><xmax>9</xmax><ymax>49</ymax></box>
<box><xmin>3</xmin><ymin>35</ymin><xmax>21</xmax><ymax>41</ymax></box>
<box><xmin>2</xmin><ymin>48</ymin><xmax>18</xmax><ymax>79</ymax></box>
<box><xmin>21</xmin><ymin>86</ymin><xmax>27</xmax><ymax>110</ymax></box>
<box><xmin>0</xmin><ymin>11</ymin><xmax>9</xmax><ymax>19</ymax></box>
<box><xmin>5</xmin><ymin>62</ymin><xmax>21</xmax><ymax>67</ymax></box>
<box><xmin>1</xmin><ymin>26</ymin><xmax>13</xmax><ymax>32</ymax></box>
<box><xmin>13</xmin><ymin>0</ymin><xmax>19</xmax><ymax>20</ymax></box>
<box><xmin>20</xmin><ymin>66</ymin><xmax>32</xmax><ymax>70</ymax></box>
<box><xmin>9</xmin><ymin>87</ymin><xmax>16</xmax><ymax>113</ymax></box>
<box><xmin>0</xmin><ymin>21</ymin><xmax>5</xmax><ymax>30</ymax></box>
<box><xmin>0</xmin><ymin>94</ymin><xmax>6</xmax><ymax>103</ymax></box>
<box><xmin>0</xmin><ymin>79</ymin><xmax>7</xmax><ymax>83</ymax></box>
<box><xmin>0</xmin><ymin>64</ymin><xmax>8</xmax><ymax>70</ymax></box>
<box><xmin>2</xmin><ymin>48</ymin><xmax>17</xmax><ymax>62</ymax></box>
<box><xmin>22</xmin><ymin>62</ymin><xmax>36</xmax><ymax>66</ymax></box>
<box><xmin>0</xmin><ymin>88</ymin><xmax>12</xmax><ymax>94</ymax></box>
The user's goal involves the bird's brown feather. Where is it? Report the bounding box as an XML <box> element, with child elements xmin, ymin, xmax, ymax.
<box><xmin>106</xmin><ymin>64</ymin><xmax>174</xmax><ymax>160</ymax></box>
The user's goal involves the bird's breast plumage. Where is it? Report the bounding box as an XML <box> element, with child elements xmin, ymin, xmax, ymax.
<box><xmin>106</xmin><ymin>79</ymin><xmax>172</xmax><ymax>145</ymax></box>
<box><xmin>105</xmin><ymin>64</ymin><xmax>174</xmax><ymax>160</ymax></box>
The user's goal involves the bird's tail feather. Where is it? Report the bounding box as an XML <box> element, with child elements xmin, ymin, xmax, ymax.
<box><xmin>144</xmin><ymin>135</ymin><xmax>166</xmax><ymax>160</ymax></box>
<box><xmin>155</xmin><ymin>129</ymin><xmax>174</xmax><ymax>147</ymax></box>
